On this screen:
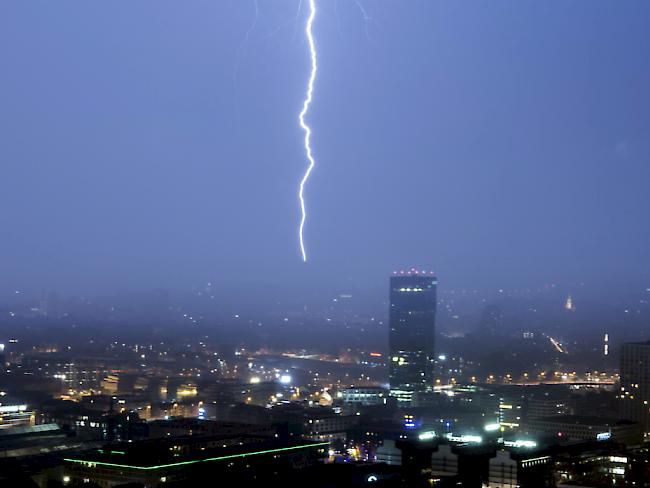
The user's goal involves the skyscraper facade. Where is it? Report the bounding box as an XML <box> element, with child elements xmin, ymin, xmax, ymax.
<box><xmin>620</xmin><ymin>342</ymin><xmax>650</xmax><ymax>434</ymax></box>
<box><xmin>389</xmin><ymin>269</ymin><xmax>437</xmax><ymax>403</ymax></box>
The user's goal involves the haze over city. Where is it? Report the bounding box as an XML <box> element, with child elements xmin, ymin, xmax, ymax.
<box><xmin>0</xmin><ymin>1</ymin><xmax>649</xmax><ymax>487</ymax></box>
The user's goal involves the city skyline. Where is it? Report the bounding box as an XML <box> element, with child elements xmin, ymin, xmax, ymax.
<box><xmin>0</xmin><ymin>2</ymin><xmax>649</xmax><ymax>486</ymax></box>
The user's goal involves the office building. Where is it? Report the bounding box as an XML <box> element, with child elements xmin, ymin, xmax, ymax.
<box><xmin>620</xmin><ymin>342</ymin><xmax>650</xmax><ymax>434</ymax></box>
<box><xmin>389</xmin><ymin>269</ymin><xmax>437</xmax><ymax>403</ymax></box>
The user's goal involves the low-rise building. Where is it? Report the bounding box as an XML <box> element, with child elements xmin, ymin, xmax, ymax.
<box><xmin>488</xmin><ymin>449</ymin><xmax>554</xmax><ymax>488</ymax></box>
<box><xmin>59</xmin><ymin>437</ymin><xmax>327</xmax><ymax>487</ymax></box>
<box><xmin>526</xmin><ymin>415</ymin><xmax>642</xmax><ymax>446</ymax></box>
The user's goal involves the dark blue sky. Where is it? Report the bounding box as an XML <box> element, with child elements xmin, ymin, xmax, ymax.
<box><xmin>1</xmin><ymin>1</ymin><xmax>649</xmax><ymax>294</ymax></box>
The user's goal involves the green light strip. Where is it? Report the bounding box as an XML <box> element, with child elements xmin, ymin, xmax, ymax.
<box><xmin>64</xmin><ymin>442</ymin><xmax>329</xmax><ymax>471</ymax></box>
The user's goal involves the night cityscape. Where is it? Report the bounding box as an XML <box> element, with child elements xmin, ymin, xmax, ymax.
<box><xmin>1</xmin><ymin>1</ymin><xmax>650</xmax><ymax>487</ymax></box>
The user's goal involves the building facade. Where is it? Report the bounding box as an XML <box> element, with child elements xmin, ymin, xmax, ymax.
<box><xmin>336</xmin><ymin>387</ymin><xmax>388</xmax><ymax>406</ymax></box>
<box><xmin>389</xmin><ymin>270</ymin><xmax>437</xmax><ymax>403</ymax></box>
<box><xmin>526</xmin><ymin>415</ymin><xmax>642</xmax><ymax>446</ymax></box>
<box><xmin>620</xmin><ymin>342</ymin><xmax>650</xmax><ymax>436</ymax></box>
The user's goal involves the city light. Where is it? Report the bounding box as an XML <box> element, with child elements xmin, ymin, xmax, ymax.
<box><xmin>403</xmin><ymin>415</ymin><xmax>416</xmax><ymax>429</ymax></box>
<box><xmin>418</xmin><ymin>431</ymin><xmax>436</xmax><ymax>441</ymax></box>
<box><xmin>445</xmin><ymin>433</ymin><xmax>482</xmax><ymax>444</ymax></box>
<box><xmin>502</xmin><ymin>439</ymin><xmax>537</xmax><ymax>448</ymax></box>
<box><xmin>0</xmin><ymin>405</ymin><xmax>27</xmax><ymax>413</ymax></box>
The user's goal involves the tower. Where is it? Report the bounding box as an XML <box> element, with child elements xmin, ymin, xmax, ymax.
<box><xmin>564</xmin><ymin>295</ymin><xmax>574</xmax><ymax>311</ymax></box>
<box><xmin>620</xmin><ymin>342</ymin><xmax>650</xmax><ymax>434</ymax></box>
<box><xmin>389</xmin><ymin>269</ymin><xmax>437</xmax><ymax>404</ymax></box>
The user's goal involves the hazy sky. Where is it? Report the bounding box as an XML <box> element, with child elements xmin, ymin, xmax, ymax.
<box><xmin>1</xmin><ymin>0</ymin><xmax>649</xmax><ymax>294</ymax></box>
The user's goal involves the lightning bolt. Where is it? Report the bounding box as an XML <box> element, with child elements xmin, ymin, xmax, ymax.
<box><xmin>233</xmin><ymin>0</ymin><xmax>260</xmax><ymax>103</ymax></box>
<box><xmin>263</xmin><ymin>0</ymin><xmax>303</xmax><ymax>42</ymax></box>
<box><xmin>354</xmin><ymin>0</ymin><xmax>373</xmax><ymax>40</ymax></box>
<box><xmin>298</xmin><ymin>0</ymin><xmax>317</xmax><ymax>262</ymax></box>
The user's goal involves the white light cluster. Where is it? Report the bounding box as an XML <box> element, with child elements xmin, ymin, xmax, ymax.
<box><xmin>418</xmin><ymin>431</ymin><xmax>436</xmax><ymax>441</ymax></box>
<box><xmin>502</xmin><ymin>439</ymin><xmax>537</xmax><ymax>448</ymax></box>
<box><xmin>0</xmin><ymin>404</ymin><xmax>27</xmax><ymax>413</ymax></box>
<box><xmin>445</xmin><ymin>433</ymin><xmax>482</xmax><ymax>444</ymax></box>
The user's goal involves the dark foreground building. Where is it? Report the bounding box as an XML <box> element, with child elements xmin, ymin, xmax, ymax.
<box><xmin>60</xmin><ymin>436</ymin><xmax>327</xmax><ymax>487</ymax></box>
<box><xmin>389</xmin><ymin>269</ymin><xmax>437</xmax><ymax>404</ymax></box>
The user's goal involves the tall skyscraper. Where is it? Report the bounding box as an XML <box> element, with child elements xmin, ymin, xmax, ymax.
<box><xmin>389</xmin><ymin>269</ymin><xmax>437</xmax><ymax>403</ymax></box>
<box><xmin>620</xmin><ymin>342</ymin><xmax>650</xmax><ymax>434</ymax></box>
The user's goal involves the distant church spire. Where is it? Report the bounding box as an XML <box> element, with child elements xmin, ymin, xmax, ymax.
<box><xmin>564</xmin><ymin>295</ymin><xmax>574</xmax><ymax>311</ymax></box>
